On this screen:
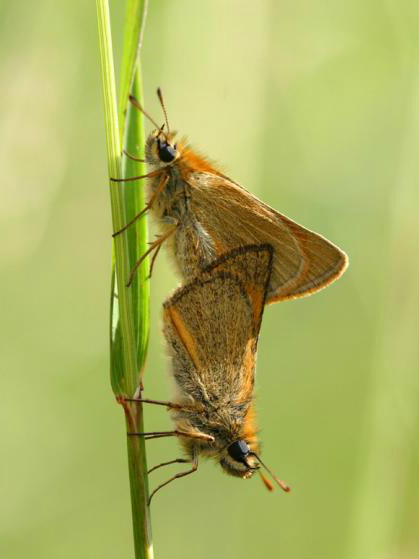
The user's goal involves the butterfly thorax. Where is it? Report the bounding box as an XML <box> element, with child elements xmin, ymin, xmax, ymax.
<box><xmin>145</xmin><ymin>132</ymin><xmax>219</xmax><ymax>276</ymax></box>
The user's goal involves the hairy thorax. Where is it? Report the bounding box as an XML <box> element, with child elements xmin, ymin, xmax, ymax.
<box><xmin>147</xmin><ymin>164</ymin><xmax>217</xmax><ymax>278</ymax></box>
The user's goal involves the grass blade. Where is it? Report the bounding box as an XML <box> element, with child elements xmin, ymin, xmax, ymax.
<box><xmin>96</xmin><ymin>1</ymin><xmax>153</xmax><ymax>557</ymax></box>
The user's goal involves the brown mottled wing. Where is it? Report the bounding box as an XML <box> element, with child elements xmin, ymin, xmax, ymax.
<box><xmin>163</xmin><ymin>245</ymin><xmax>272</xmax><ymax>406</ymax></box>
<box><xmin>189</xmin><ymin>172</ymin><xmax>348</xmax><ymax>303</ymax></box>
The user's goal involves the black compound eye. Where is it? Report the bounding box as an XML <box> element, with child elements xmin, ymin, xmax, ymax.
<box><xmin>157</xmin><ymin>138</ymin><xmax>177</xmax><ymax>163</ymax></box>
<box><xmin>227</xmin><ymin>440</ymin><xmax>250</xmax><ymax>463</ymax></box>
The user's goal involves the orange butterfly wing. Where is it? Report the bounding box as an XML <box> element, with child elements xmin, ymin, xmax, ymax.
<box><xmin>188</xmin><ymin>171</ymin><xmax>348</xmax><ymax>303</ymax></box>
<box><xmin>163</xmin><ymin>245</ymin><xmax>273</xmax><ymax>406</ymax></box>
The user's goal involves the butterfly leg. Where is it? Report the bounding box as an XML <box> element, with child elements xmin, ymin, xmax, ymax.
<box><xmin>125</xmin><ymin>397</ymin><xmax>202</xmax><ymax>415</ymax></box>
<box><xmin>148</xmin><ymin>453</ymin><xmax>198</xmax><ymax>505</ymax></box>
<box><xmin>124</xmin><ymin>397</ymin><xmax>184</xmax><ymax>410</ymax></box>
<box><xmin>112</xmin><ymin>174</ymin><xmax>169</xmax><ymax>237</ymax></box>
<box><xmin>128</xmin><ymin>429</ymin><xmax>214</xmax><ymax>443</ymax></box>
<box><xmin>126</xmin><ymin>221</ymin><xmax>178</xmax><ymax>286</ymax></box>
<box><xmin>146</xmin><ymin>242</ymin><xmax>162</xmax><ymax>280</ymax></box>
<box><xmin>123</xmin><ymin>149</ymin><xmax>145</xmax><ymax>163</ymax></box>
<box><xmin>110</xmin><ymin>169</ymin><xmax>162</xmax><ymax>183</ymax></box>
<box><xmin>148</xmin><ymin>458</ymin><xmax>190</xmax><ymax>474</ymax></box>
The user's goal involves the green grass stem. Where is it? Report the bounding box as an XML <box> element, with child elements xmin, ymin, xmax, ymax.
<box><xmin>96</xmin><ymin>1</ymin><xmax>153</xmax><ymax>558</ymax></box>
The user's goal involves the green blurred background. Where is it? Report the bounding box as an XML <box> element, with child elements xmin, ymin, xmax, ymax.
<box><xmin>1</xmin><ymin>1</ymin><xmax>419</xmax><ymax>558</ymax></box>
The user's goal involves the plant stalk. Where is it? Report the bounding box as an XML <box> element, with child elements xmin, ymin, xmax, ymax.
<box><xmin>96</xmin><ymin>1</ymin><xmax>153</xmax><ymax>557</ymax></box>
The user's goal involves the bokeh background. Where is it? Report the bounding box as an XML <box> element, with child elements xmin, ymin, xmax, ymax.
<box><xmin>1</xmin><ymin>1</ymin><xmax>419</xmax><ymax>558</ymax></box>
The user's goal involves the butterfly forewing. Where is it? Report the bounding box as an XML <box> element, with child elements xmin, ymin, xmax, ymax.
<box><xmin>163</xmin><ymin>245</ymin><xmax>273</xmax><ymax>406</ymax></box>
<box><xmin>189</xmin><ymin>172</ymin><xmax>348</xmax><ymax>303</ymax></box>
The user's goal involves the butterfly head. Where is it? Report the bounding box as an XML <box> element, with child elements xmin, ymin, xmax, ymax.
<box><xmin>219</xmin><ymin>439</ymin><xmax>260</xmax><ymax>479</ymax></box>
<box><xmin>146</xmin><ymin>129</ymin><xmax>179</xmax><ymax>167</ymax></box>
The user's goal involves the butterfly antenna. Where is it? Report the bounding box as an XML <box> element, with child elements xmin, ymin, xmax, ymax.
<box><xmin>156</xmin><ymin>87</ymin><xmax>170</xmax><ymax>134</ymax></box>
<box><xmin>259</xmin><ymin>471</ymin><xmax>274</xmax><ymax>491</ymax></box>
<box><xmin>129</xmin><ymin>95</ymin><xmax>168</xmax><ymax>139</ymax></box>
<box><xmin>252</xmin><ymin>453</ymin><xmax>291</xmax><ymax>493</ymax></box>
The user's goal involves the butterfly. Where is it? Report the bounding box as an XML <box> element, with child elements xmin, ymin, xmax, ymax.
<box><xmin>112</xmin><ymin>88</ymin><xmax>348</xmax><ymax>301</ymax></box>
<box><xmin>127</xmin><ymin>245</ymin><xmax>290</xmax><ymax>503</ymax></box>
